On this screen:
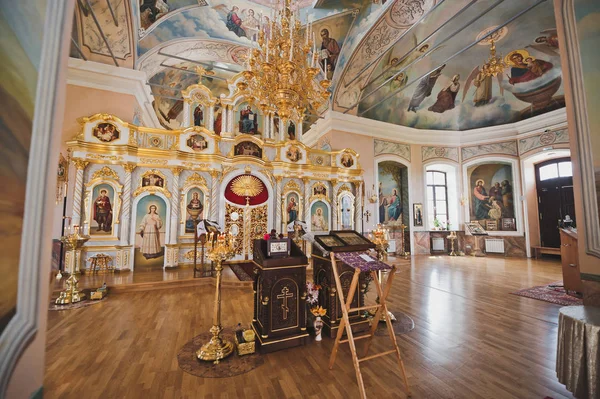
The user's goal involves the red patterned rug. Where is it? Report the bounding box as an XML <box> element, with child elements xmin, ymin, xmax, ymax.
<box><xmin>511</xmin><ymin>281</ymin><xmax>582</xmax><ymax>306</ymax></box>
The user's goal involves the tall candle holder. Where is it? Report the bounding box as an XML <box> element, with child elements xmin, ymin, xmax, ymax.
<box><xmin>197</xmin><ymin>231</ymin><xmax>237</xmax><ymax>364</ymax></box>
<box><xmin>368</xmin><ymin>224</ymin><xmax>396</xmax><ymax>322</ymax></box>
<box><xmin>55</xmin><ymin>225</ymin><xmax>90</xmax><ymax>305</ymax></box>
<box><xmin>448</xmin><ymin>231</ymin><xmax>458</xmax><ymax>256</ymax></box>
<box><xmin>399</xmin><ymin>223</ymin><xmax>409</xmax><ymax>258</ymax></box>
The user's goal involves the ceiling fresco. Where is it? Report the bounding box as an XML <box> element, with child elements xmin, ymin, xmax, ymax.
<box><xmin>71</xmin><ymin>0</ymin><xmax>567</xmax><ymax>133</ymax></box>
<box><xmin>337</xmin><ymin>0</ymin><xmax>564</xmax><ymax>130</ymax></box>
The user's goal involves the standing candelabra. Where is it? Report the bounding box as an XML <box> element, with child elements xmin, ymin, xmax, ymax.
<box><xmin>398</xmin><ymin>223</ymin><xmax>409</xmax><ymax>258</ymax></box>
<box><xmin>56</xmin><ymin>225</ymin><xmax>90</xmax><ymax>305</ymax></box>
<box><xmin>197</xmin><ymin>231</ymin><xmax>236</xmax><ymax>364</ymax></box>
<box><xmin>368</xmin><ymin>224</ymin><xmax>396</xmax><ymax>322</ymax></box>
<box><xmin>448</xmin><ymin>231</ymin><xmax>458</xmax><ymax>256</ymax></box>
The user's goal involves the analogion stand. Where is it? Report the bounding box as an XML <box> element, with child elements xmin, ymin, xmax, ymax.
<box><xmin>328</xmin><ymin>249</ymin><xmax>411</xmax><ymax>399</ymax></box>
<box><xmin>251</xmin><ymin>238</ymin><xmax>309</xmax><ymax>353</ymax></box>
<box><xmin>312</xmin><ymin>231</ymin><xmax>374</xmax><ymax>338</ymax></box>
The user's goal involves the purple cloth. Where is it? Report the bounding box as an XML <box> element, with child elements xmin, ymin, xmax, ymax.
<box><xmin>334</xmin><ymin>251</ymin><xmax>392</xmax><ymax>272</ymax></box>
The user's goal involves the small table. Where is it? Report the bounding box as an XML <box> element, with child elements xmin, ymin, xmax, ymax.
<box><xmin>557</xmin><ymin>306</ymin><xmax>600</xmax><ymax>398</ymax></box>
<box><xmin>89</xmin><ymin>254</ymin><xmax>114</xmax><ymax>274</ymax></box>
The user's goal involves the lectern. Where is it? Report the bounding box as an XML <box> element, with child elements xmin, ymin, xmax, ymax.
<box><xmin>251</xmin><ymin>238</ymin><xmax>309</xmax><ymax>353</ymax></box>
<box><xmin>312</xmin><ymin>231</ymin><xmax>375</xmax><ymax>338</ymax></box>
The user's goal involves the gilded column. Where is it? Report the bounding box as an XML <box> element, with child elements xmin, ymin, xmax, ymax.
<box><xmin>170</xmin><ymin>167</ymin><xmax>183</xmax><ymax>244</ymax></box>
<box><xmin>120</xmin><ymin>163</ymin><xmax>136</xmax><ymax>246</ymax></box>
<box><xmin>331</xmin><ymin>179</ymin><xmax>338</xmax><ymax>230</ymax></box>
<box><xmin>71</xmin><ymin>159</ymin><xmax>89</xmax><ymax>226</ymax></box>
<box><xmin>275</xmin><ymin>176</ymin><xmax>282</xmax><ymax>232</ymax></box>
<box><xmin>210</xmin><ymin>170</ymin><xmax>220</xmax><ymax>221</ymax></box>
<box><xmin>302</xmin><ymin>177</ymin><xmax>311</xmax><ymax>227</ymax></box>
<box><xmin>354</xmin><ymin>180</ymin><xmax>363</xmax><ymax>233</ymax></box>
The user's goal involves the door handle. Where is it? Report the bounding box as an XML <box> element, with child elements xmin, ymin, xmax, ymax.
<box><xmin>569</xmin><ymin>263</ymin><xmax>577</xmax><ymax>267</ymax></box>
<box><xmin>562</xmin><ymin>244</ymin><xmax>571</xmax><ymax>247</ymax></box>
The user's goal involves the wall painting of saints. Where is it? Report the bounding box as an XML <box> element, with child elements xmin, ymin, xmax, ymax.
<box><xmin>142</xmin><ymin>173</ymin><xmax>164</xmax><ymax>188</ymax></box>
<box><xmin>135</xmin><ymin>196</ymin><xmax>167</xmax><ymax>266</ymax></box>
<box><xmin>92</xmin><ymin>122</ymin><xmax>120</xmax><ymax>143</ymax></box>
<box><xmin>378</xmin><ymin>161</ymin><xmax>408</xmax><ymax>226</ymax></box>
<box><xmin>234</xmin><ymin>141</ymin><xmax>262</xmax><ymax>158</ymax></box>
<box><xmin>186</xmin><ymin>134</ymin><xmax>208</xmax><ymax>151</ymax></box>
<box><xmin>185</xmin><ymin>188</ymin><xmax>205</xmax><ymax>234</ymax></box>
<box><xmin>238</xmin><ymin>103</ymin><xmax>258</xmax><ymax>134</ymax></box>
<box><xmin>286</xmin><ymin>193</ymin><xmax>299</xmax><ymax>224</ymax></box>
<box><xmin>468</xmin><ymin>162</ymin><xmax>515</xmax><ymax>231</ymax></box>
<box><xmin>91</xmin><ymin>184</ymin><xmax>115</xmax><ymax>235</ymax></box>
<box><xmin>311</xmin><ymin>201</ymin><xmax>329</xmax><ymax>232</ymax></box>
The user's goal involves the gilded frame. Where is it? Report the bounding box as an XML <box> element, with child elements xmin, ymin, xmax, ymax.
<box><xmin>179</xmin><ymin>173</ymin><xmax>210</xmax><ymax>237</ymax></box>
<box><xmin>83</xmin><ymin>167</ymin><xmax>123</xmax><ymax>241</ymax></box>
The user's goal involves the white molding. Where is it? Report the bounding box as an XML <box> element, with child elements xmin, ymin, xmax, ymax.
<box><xmin>0</xmin><ymin>0</ymin><xmax>75</xmax><ymax>395</ymax></box>
<box><xmin>67</xmin><ymin>57</ymin><xmax>161</xmax><ymax>128</ymax></box>
<box><xmin>303</xmin><ymin>108</ymin><xmax>568</xmax><ymax>148</ymax></box>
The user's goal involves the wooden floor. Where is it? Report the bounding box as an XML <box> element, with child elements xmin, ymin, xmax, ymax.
<box><xmin>44</xmin><ymin>255</ymin><xmax>573</xmax><ymax>399</ymax></box>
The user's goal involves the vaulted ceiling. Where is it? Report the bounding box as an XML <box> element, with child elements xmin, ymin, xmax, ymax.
<box><xmin>71</xmin><ymin>0</ymin><xmax>564</xmax><ymax>132</ymax></box>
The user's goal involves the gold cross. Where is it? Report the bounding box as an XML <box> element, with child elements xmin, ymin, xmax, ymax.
<box><xmin>276</xmin><ymin>286</ymin><xmax>294</xmax><ymax>320</ymax></box>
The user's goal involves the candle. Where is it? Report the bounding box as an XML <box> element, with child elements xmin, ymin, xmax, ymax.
<box><xmin>324</xmin><ymin>58</ymin><xmax>327</xmax><ymax>76</ymax></box>
<box><xmin>266</xmin><ymin>38</ymin><xmax>269</xmax><ymax>62</ymax></box>
<box><xmin>289</xmin><ymin>37</ymin><xmax>294</xmax><ymax>61</ymax></box>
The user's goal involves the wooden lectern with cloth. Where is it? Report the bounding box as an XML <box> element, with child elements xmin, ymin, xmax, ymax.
<box><xmin>314</xmin><ymin>231</ymin><xmax>410</xmax><ymax>398</ymax></box>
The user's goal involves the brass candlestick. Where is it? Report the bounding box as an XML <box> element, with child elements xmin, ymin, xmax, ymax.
<box><xmin>56</xmin><ymin>225</ymin><xmax>90</xmax><ymax>305</ymax></box>
<box><xmin>197</xmin><ymin>232</ymin><xmax>236</xmax><ymax>364</ymax></box>
<box><xmin>399</xmin><ymin>223</ymin><xmax>409</xmax><ymax>258</ymax></box>
<box><xmin>369</xmin><ymin>224</ymin><xmax>396</xmax><ymax>323</ymax></box>
<box><xmin>448</xmin><ymin>231</ymin><xmax>458</xmax><ymax>256</ymax></box>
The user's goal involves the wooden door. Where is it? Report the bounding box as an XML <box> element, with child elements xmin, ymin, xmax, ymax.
<box><xmin>535</xmin><ymin>158</ymin><xmax>575</xmax><ymax>248</ymax></box>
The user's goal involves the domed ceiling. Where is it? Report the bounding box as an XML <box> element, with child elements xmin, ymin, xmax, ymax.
<box><xmin>71</xmin><ymin>0</ymin><xmax>565</xmax><ymax>132</ymax></box>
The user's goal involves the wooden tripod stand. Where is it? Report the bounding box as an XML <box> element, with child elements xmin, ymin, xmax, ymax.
<box><xmin>328</xmin><ymin>252</ymin><xmax>410</xmax><ymax>398</ymax></box>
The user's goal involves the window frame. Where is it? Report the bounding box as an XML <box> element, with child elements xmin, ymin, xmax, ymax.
<box><xmin>426</xmin><ymin>170</ymin><xmax>449</xmax><ymax>226</ymax></box>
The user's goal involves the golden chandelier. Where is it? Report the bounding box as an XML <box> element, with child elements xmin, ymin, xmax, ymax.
<box><xmin>481</xmin><ymin>40</ymin><xmax>508</xmax><ymax>78</ymax></box>
<box><xmin>237</xmin><ymin>0</ymin><xmax>331</xmax><ymax>123</ymax></box>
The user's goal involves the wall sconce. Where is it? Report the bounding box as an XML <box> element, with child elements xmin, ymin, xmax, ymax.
<box><xmin>367</xmin><ymin>185</ymin><xmax>378</xmax><ymax>204</ymax></box>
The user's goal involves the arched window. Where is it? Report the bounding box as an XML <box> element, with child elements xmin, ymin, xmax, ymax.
<box><xmin>426</xmin><ymin>170</ymin><xmax>449</xmax><ymax>228</ymax></box>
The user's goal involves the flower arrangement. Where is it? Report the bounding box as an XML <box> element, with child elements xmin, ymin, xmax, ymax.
<box><xmin>306</xmin><ymin>281</ymin><xmax>321</xmax><ymax>305</ymax></box>
<box><xmin>310</xmin><ymin>306</ymin><xmax>327</xmax><ymax>317</ymax></box>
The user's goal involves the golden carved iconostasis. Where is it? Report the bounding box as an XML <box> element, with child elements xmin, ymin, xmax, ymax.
<box><xmin>64</xmin><ymin>104</ymin><xmax>363</xmax><ymax>272</ymax></box>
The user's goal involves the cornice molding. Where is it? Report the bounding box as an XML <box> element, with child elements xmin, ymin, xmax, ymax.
<box><xmin>66</xmin><ymin>57</ymin><xmax>161</xmax><ymax>128</ymax></box>
<box><xmin>303</xmin><ymin>108</ymin><xmax>567</xmax><ymax>148</ymax></box>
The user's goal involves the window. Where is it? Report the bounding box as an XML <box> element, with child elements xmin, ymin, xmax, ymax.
<box><xmin>538</xmin><ymin>160</ymin><xmax>573</xmax><ymax>181</ymax></box>
<box><xmin>426</xmin><ymin>171</ymin><xmax>449</xmax><ymax>228</ymax></box>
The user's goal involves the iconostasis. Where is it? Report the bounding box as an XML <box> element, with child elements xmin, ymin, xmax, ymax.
<box><xmin>65</xmin><ymin>111</ymin><xmax>363</xmax><ymax>271</ymax></box>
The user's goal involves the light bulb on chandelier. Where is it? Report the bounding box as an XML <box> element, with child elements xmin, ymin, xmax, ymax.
<box><xmin>238</xmin><ymin>0</ymin><xmax>331</xmax><ymax>125</ymax></box>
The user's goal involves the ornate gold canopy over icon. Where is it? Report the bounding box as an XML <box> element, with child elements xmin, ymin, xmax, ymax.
<box><xmin>230</xmin><ymin>175</ymin><xmax>264</xmax><ymax>200</ymax></box>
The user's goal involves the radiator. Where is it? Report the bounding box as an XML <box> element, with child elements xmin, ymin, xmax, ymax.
<box><xmin>485</xmin><ymin>238</ymin><xmax>505</xmax><ymax>254</ymax></box>
<box><xmin>432</xmin><ymin>237</ymin><xmax>445</xmax><ymax>251</ymax></box>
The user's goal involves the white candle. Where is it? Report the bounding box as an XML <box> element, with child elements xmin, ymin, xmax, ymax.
<box><xmin>324</xmin><ymin>58</ymin><xmax>327</xmax><ymax>76</ymax></box>
<box><xmin>289</xmin><ymin>37</ymin><xmax>294</xmax><ymax>61</ymax></box>
<box><xmin>266</xmin><ymin>38</ymin><xmax>269</xmax><ymax>62</ymax></box>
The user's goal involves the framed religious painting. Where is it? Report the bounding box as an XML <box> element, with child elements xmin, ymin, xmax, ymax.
<box><xmin>267</xmin><ymin>238</ymin><xmax>291</xmax><ymax>258</ymax></box>
<box><xmin>413</xmin><ymin>203</ymin><xmax>423</xmax><ymax>227</ymax></box>
<box><xmin>331</xmin><ymin>231</ymin><xmax>374</xmax><ymax>249</ymax></box>
<box><xmin>314</xmin><ymin>234</ymin><xmax>346</xmax><ymax>251</ymax></box>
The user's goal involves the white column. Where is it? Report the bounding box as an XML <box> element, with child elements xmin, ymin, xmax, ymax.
<box><xmin>331</xmin><ymin>181</ymin><xmax>338</xmax><ymax>230</ymax></box>
<box><xmin>208</xmin><ymin>104</ymin><xmax>215</xmax><ymax>131</ymax></box>
<box><xmin>71</xmin><ymin>159</ymin><xmax>89</xmax><ymax>226</ymax></box>
<box><xmin>270</xmin><ymin>115</ymin><xmax>276</xmax><ymax>141</ymax></box>
<box><xmin>170</xmin><ymin>168</ymin><xmax>182</xmax><ymax>244</ymax></box>
<box><xmin>228</xmin><ymin>105</ymin><xmax>234</xmax><ymax>134</ymax></box>
<box><xmin>210</xmin><ymin>170</ymin><xmax>220</xmax><ymax>221</ymax></box>
<box><xmin>120</xmin><ymin>164</ymin><xmax>136</xmax><ymax>246</ymax></box>
<box><xmin>280</xmin><ymin>119</ymin><xmax>286</xmax><ymax>142</ymax></box>
<box><xmin>264</xmin><ymin>113</ymin><xmax>271</xmax><ymax>139</ymax></box>
<box><xmin>275</xmin><ymin>176</ymin><xmax>282</xmax><ymax>232</ymax></box>
<box><xmin>354</xmin><ymin>181</ymin><xmax>363</xmax><ymax>233</ymax></box>
<box><xmin>297</xmin><ymin>120</ymin><xmax>303</xmax><ymax>141</ymax></box>
<box><xmin>183</xmin><ymin>99</ymin><xmax>192</xmax><ymax>127</ymax></box>
<box><xmin>303</xmin><ymin>178</ymin><xmax>311</xmax><ymax>225</ymax></box>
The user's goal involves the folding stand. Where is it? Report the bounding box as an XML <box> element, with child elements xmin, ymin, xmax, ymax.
<box><xmin>328</xmin><ymin>252</ymin><xmax>410</xmax><ymax>398</ymax></box>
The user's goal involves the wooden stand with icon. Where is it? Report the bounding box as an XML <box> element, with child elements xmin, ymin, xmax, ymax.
<box><xmin>327</xmin><ymin>247</ymin><xmax>410</xmax><ymax>399</ymax></box>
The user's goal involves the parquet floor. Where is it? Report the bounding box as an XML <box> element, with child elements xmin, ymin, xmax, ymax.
<box><xmin>44</xmin><ymin>255</ymin><xmax>573</xmax><ymax>398</ymax></box>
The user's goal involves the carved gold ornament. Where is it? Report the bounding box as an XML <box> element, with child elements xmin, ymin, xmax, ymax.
<box><xmin>231</xmin><ymin>175</ymin><xmax>264</xmax><ymax>198</ymax></box>
<box><xmin>92</xmin><ymin>166</ymin><xmax>119</xmax><ymax>181</ymax></box>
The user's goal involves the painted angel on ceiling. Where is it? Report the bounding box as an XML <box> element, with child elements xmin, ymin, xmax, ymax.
<box><xmin>214</xmin><ymin>4</ymin><xmax>260</xmax><ymax>40</ymax></box>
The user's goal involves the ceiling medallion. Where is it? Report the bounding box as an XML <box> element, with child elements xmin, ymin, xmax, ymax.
<box><xmin>476</xmin><ymin>26</ymin><xmax>509</xmax><ymax>45</ymax></box>
<box><xmin>389</xmin><ymin>0</ymin><xmax>433</xmax><ymax>27</ymax></box>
